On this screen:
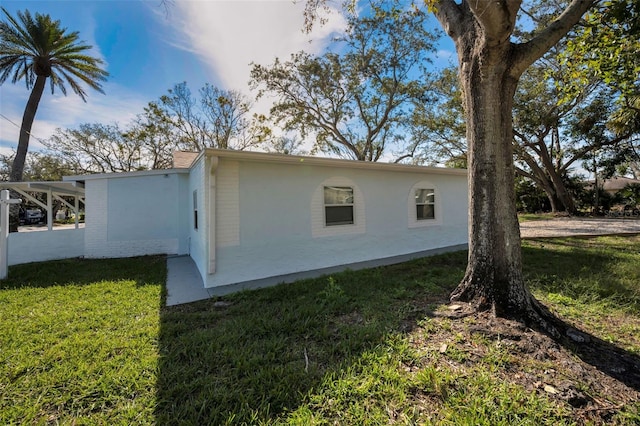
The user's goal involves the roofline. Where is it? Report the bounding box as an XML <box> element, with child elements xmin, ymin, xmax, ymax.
<box><xmin>0</xmin><ymin>181</ymin><xmax>85</xmax><ymax>196</ymax></box>
<box><xmin>203</xmin><ymin>149</ymin><xmax>468</xmax><ymax>176</ymax></box>
<box><xmin>63</xmin><ymin>168</ymin><xmax>189</xmax><ymax>182</ymax></box>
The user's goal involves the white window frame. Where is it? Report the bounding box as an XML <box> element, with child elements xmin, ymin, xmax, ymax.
<box><xmin>408</xmin><ymin>181</ymin><xmax>442</xmax><ymax>228</ymax></box>
<box><xmin>323</xmin><ymin>186</ymin><xmax>355</xmax><ymax>227</ymax></box>
<box><xmin>311</xmin><ymin>177</ymin><xmax>366</xmax><ymax>237</ymax></box>
<box><xmin>415</xmin><ymin>188</ymin><xmax>435</xmax><ymax>221</ymax></box>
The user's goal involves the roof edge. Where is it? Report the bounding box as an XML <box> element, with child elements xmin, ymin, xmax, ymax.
<box><xmin>203</xmin><ymin>149</ymin><xmax>468</xmax><ymax>176</ymax></box>
<box><xmin>63</xmin><ymin>168</ymin><xmax>190</xmax><ymax>182</ymax></box>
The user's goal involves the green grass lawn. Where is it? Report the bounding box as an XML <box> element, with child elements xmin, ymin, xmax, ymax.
<box><xmin>1</xmin><ymin>237</ymin><xmax>639</xmax><ymax>424</ymax></box>
<box><xmin>518</xmin><ymin>212</ymin><xmax>557</xmax><ymax>222</ymax></box>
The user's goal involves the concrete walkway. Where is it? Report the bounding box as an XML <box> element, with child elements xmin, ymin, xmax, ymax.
<box><xmin>164</xmin><ymin>244</ymin><xmax>468</xmax><ymax>306</ymax></box>
<box><xmin>166</xmin><ymin>256</ymin><xmax>211</xmax><ymax>306</ymax></box>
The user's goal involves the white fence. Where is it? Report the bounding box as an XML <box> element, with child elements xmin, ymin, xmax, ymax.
<box><xmin>8</xmin><ymin>228</ymin><xmax>85</xmax><ymax>266</ymax></box>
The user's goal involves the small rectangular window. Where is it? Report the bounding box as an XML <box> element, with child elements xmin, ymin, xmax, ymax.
<box><xmin>415</xmin><ymin>188</ymin><xmax>435</xmax><ymax>220</ymax></box>
<box><xmin>324</xmin><ymin>186</ymin><xmax>354</xmax><ymax>226</ymax></box>
<box><xmin>193</xmin><ymin>190</ymin><xmax>198</xmax><ymax>229</ymax></box>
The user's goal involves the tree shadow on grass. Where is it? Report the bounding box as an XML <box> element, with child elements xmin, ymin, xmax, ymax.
<box><xmin>154</xmin><ymin>252</ymin><xmax>464</xmax><ymax>424</ymax></box>
<box><xmin>522</xmin><ymin>238</ymin><xmax>640</xmax><ymax>391</ymax></box>
<box><xmin>154</xmin><ymin>237</ymin><xmax>640</xmax><ymax>423</ymax></box>
<box><xmin>2</xmin><ymin>255</ymin><xmax>166</xmax><ymax>289</ymax></box>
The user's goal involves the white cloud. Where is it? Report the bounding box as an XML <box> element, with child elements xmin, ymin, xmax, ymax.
<box><xmin>0</xmin><ymin>82</ymin><xmax>149</xmax><ymax>153</ymax></box>
<box><xmin>434</xmin><ymin>49</ymin><xmax>457</xmax><ymax>69</ymax></box>
<box><xmin>164</xmin><ymin>0</ymin><xmax>347</xmax><ymax>92</ymax></box>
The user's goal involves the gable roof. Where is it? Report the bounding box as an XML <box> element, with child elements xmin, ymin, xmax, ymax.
<box><xmin>173</xmin><ymin>151</ymin><xmax>200</xmax><ymax>168</ymax></box>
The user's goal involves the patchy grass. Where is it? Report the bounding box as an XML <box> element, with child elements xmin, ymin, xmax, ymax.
<box><xmin>2</xmin><ymin>237</ymin><xmax>640</xmax><ymax>424</ymax></box>
<box><xmin>524</xmin><ymin>236</ymin><xmax>640</xmax><ymax>354</ymax></box>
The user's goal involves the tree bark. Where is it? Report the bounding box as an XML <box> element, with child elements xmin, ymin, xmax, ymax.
<box><xmin>9</xmin><ymin>75</ymin><xmax>47</xmax><ymax>232</ymax></box>
<box><xmin>10</xmin><ymin>75</ymin><xmax>46</xmax><ymax>182</ymax></box>
<box><xmin>537</xmin><ymin>144</ymin><xmax>577</xmax><ymax>214</ymax></box>
<box><xmin>449</xmin><ymin>30</ymin><xmax>536</xmax><ymax>318</ymax></box>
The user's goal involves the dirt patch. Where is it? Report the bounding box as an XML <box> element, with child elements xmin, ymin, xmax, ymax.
<box><xmin>407</xmin><ymin>302</ymin><xmax>640</xmax><ymax>424</ymax></box>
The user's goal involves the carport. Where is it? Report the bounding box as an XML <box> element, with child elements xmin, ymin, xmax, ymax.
<box><xmin>0</xmin><ymin>181</ymin><xmax>85</xmax><ymax>230</ymax></box>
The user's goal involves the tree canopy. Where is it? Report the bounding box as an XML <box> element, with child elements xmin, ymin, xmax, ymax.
<box><xmin>251</xmin><ymin>0</ymin><xmax>439</xmax><ymax>161</ymax></box>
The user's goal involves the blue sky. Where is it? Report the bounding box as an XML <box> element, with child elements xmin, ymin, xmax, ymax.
<box><xmin>0</xmin><ymin>0</ymin><xmax>455</xmax><ymax>156</ymax></box>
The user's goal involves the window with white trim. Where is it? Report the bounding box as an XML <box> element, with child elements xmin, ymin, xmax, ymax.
<box><xmin>324</xmin><ymin>186</ymin><xmax>354</xmax><ymax>226</ymax></box>
<box><xmin>415</xmin><ymin>188</ymin><xmax>435</xmax><ymax>220</ymax></box>
<box><xmin>312</xmin><ymin>177</ymin><xmax>365</xmax><ymax>237</ymax></box>
<box><xmin>408</xmin><ymin>181</ymin><xmax>441</xmax><ymax>228</ymax></box>
<box><xmin>193</xmin><ymin>190</ymin><xmax>198</xmax><ymax>230</ymax></box>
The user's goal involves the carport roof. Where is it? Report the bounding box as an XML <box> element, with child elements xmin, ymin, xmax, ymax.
<box><xmin>0</xmin><ymin>181</ymin><xmax>85</xmax><ymax>197</ymax></box>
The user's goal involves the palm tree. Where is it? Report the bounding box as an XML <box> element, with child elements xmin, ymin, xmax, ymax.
<box><xmin>0</xmin><ymin>7</ymin><xmax>108</xmax><ymax>182</ymax></box>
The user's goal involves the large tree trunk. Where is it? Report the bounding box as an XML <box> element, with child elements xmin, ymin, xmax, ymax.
<box><xmin>517</xmin><ymin>141</ymin><xmax>576</xmax><ymax>214</ymax></box>
<box><xmin>9</xmin><ymin>75</ymin><xmax>46</xmax><ymax>232</ymax></box>
<box><xmin>537</xmin><ymin>145</ymin><xmax>577</xmax><ymax>214</ymax></box>
<box><xmin>515</xmin><ymin>154</ymin><xmax>561</xmax><ymax>213</ymax></box>
<box><xmin>449</xmin><ymin>34</ymin><xmax>537</xmax><ymax>319</ymax></box>
<box><xmin>430</xmin><ymin>0</ymin><xmax>595</xmax><ymax>334</ymax></box>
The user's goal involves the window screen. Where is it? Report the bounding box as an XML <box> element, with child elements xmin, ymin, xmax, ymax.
<box><xmin>324</xmin><ymin>186</ymin><xmax>354</xmax><ymax>226</ymax></box>
<box><xmin>415</xmin><ymin>188</ymin><xmax>435</xmax><ymax>220</ymax></box>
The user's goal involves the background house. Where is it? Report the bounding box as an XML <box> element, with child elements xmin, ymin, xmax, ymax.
<box><xmin>600</xmin><ymin>176</ymin><xmax>640</xmax><ymax>196</ymax></box>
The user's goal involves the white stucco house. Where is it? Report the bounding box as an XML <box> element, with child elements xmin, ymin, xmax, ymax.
<box><xmin>3</xmin><ymin>149</ymin><xmax>468</xmax><ymax>293</ymax></box>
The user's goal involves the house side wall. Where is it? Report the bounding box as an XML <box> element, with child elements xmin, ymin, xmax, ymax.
<box><xmin>187</xmin><ymin>156</ymin><xmax>207</xmax><ymax>279</ymax></box>
<box><xmin>8</xmin><ymin>229</ymin><xmax>85</xmax><ymax>265</ymax></box>
<box><xmin>204</xmin><ymin>160</ymin><xmax>468</xmax><ymax>288</ymax></box>
<box><xmin>84</xmin><ymin>173</ymin><xmax>187</xmax><ymax>259</ymax></box>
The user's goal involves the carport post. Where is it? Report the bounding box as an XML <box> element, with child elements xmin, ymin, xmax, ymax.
<box><xmin>0</xmin><ymin>190</ymin><xmax>22</xmax><ymax>279</ymax></box>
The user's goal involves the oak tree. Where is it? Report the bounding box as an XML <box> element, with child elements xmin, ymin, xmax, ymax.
<box><xmin>252</xmin><ymin>0</ymin><xmax>439</xmax><ymax>161</ymax></box>
<box><xmin>306</xmin><ymin>0</ymin><xmax>597</xmax><ymax>329</ymax></box>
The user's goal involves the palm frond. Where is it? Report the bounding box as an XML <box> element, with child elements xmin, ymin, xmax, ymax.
<box><xmin>0</xmin><ymin>6</ymin><xmax>108</xmax><ymax>97</ymax></box>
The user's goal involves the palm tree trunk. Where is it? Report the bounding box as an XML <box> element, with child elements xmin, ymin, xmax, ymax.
<box><xmin>10</xmin><ymin>75</ymin><xmax>46</xmax><ymax>182</ymax></box>
<box><xmin>9</xmin><ymin>75</ymin><xmax>46</xmax><ymax>232</ymax></box>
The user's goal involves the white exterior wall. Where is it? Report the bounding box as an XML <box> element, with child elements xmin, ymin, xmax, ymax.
<box><xmin>203</xmin><ymin>159</ymin><xmax>468</xmax><ymax>288</ymax></box>
<box><xmin>8</xmin><ymin>229</ymin><xmax>85</xmax><ymax>265</ymax></box>
<box><xmin>216</xmin><ymin>160</ymin><xmax>240</xmax><ymax>247</ymax></box>
<box><xmin>187</xmin><ymin>156</ymin><xmax>207</xmax><ymax>279</ymax></box>
<box><xmin>84</xmin><ymin>172</ymin><xmax>189</xmax><ymax>259</ymax></box>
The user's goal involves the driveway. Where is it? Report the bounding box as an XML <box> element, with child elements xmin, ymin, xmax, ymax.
<box><xmin>17</xmin><ymin>223</ymin><xmax>85</xmax><ymax>232</ymax></box>
<box><xmin>520</xmin><ymin>217</ymin><xmax>640</xmax><ymax>238</ymax></box>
